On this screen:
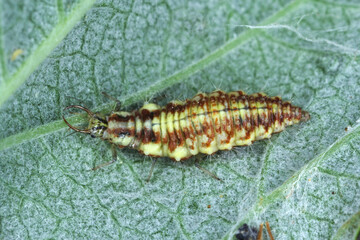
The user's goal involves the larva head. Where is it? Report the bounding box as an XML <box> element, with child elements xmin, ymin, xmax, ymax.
<box><xmin>63</xmin><ymin>105</ymin><xmax>108</xmax><ymax>139</ymax></box>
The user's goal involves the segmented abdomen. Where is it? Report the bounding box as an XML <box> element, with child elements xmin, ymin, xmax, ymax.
<box><xmin>106</xmin><ymin>90</ymin><xmax>310</xmax><ymax>161</ymax></box>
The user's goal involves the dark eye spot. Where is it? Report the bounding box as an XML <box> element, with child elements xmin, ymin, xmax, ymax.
<box><xmin>94</xmin><ymin>126</ymin><xmax>105</xmax><ymax>131</ymax></box>
<box><xmin>119</xmin><ymin>131</ymin><xmax>130</xmax><ymax>138</ymax></box>
<box><xmin>91</xmin><ymin>134</ymin><xmax>96</xmax><ymax>138</ymax></box>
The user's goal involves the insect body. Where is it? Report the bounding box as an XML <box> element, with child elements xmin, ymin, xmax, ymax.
<box><xmin>63</xmin><ymin>90</ymin><xmax>310</xmax><ymax>162</ymax></box>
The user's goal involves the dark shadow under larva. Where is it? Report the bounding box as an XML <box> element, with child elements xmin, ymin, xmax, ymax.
<box><xmin>63</xmin><ymin>90</ymin><xmax>310</xmax><ymax>177</ymax></box>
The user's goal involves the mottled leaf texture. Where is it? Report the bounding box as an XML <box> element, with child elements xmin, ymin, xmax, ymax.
<box><xmin>0</xmin><ymin>0</ymin><xmax>359</xmax><ymax>239</ymax></box>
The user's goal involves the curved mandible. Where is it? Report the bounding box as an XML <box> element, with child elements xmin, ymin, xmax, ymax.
<box><xmin>62</xmin><ymin>105</ymin><xmax>95</xmax><ymax>134</ymax></box>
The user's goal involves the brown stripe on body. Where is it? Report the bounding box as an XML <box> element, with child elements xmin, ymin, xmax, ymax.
<box><xmin>166</xmin><ymin>102</ymin><xmax>178</xmax><ymax>152</ymax></box>
<box><xmin>254</xmin><ymin>93</ymin><xmax>268</xmax><ymax>140</ymax></box>
<box><xmin>216</xmin><ymin>91</ymin><xmax>227</xmax><ymax>145</ymax></box>
<box><xmin>228</xmin><ymin>91</ymin><xmax>242</xmax><ymax>139</ymax></box>
<box><xmin>244</xmin><ymin>95</ymin><xmax>255</xmax><ymax>141</ymax></box>
<box><xmin>225</xmin><ymin>92</ymin><xmax>235</xmax><ymax>142</ymax></box>
<box><xmin>136</xmin><ymin>103</ymin><xmax>163</xmax><ymax>157</ymax></box>
<box><xmin>294</xmin><ymin>106</ymin><xmax>302</xmax><ymax>122</ymax></box>
<box><xmin>282</xmin><ymin>101</ymin><xmax>291</xmax><ymax>126</ymax></box>
<box><xmin>182</xmin><ymin>100</ymin><xmax>198</xmax><ymax>152</ymax></box>
<box><xmin>173</xmin><ymin>103</ymin><xmax>186</xmax><ymax>148</ymax></box>
<box><xmin>249</xmin><ymin>94</ymin><xmax>259</xmax><ymax>140</ymax></box>
<box><xmin>199</xmin><ymin>93</ymin><xmax>216</xmax><ymax>149</ymax></box>
<box><xmin>209</xmin><ymin>91</ymin><xmax>223</xmax><ymax>148</ymax></box>
<box><xmin>270</xmin><ymin>96</ymin><xmax>279</xmax><ymax>132</ymax></box>
<box><xmin>220</xmin><ymin>91</ymin><xmax>235</xmax><ymax>146</ymax></box>
<box><xmin>271</xmin><ymin>96</ymin><xmax>283</xmax><ymax>133</ymax></box>
<box><xmin>140</xmin><ymin>109</ymin><xmax>153</xmax><ymax>144</ymax></box>
<box><xmin>107</xmin><ymin>113</ymin><xmax>133</xmax><ymax>138</ymax></box>
<box><xmin>265</xmin><ymin>96</ymin><xmax>274</xmax><ymax>137</ymax></box>
<box><xmin>160</xmin><ymin>108</ymin><xmax>169</xmax><ymax>154</ymax></box>
<box><xmin>258</xmin><ymin>94</ymin><xmax>269</xmax><ymax>131</ymax></box>
<box><xmin>150</xmin><ymin>110</ymin><xmax>162</xmax><ymax>143</ymax></box>
<box><xmin>163</xmin><ymin>100</ymin><xmax>192</xmax><ymax>160</ymax></box>
<box><xmin>105</xmin><ymin>112</ymin><xmax>136</xmax><ymax>148</ymax></box>
<box><xmin>237</xmin><ymin>93</ymin><xmax>250</xmax><ymax>141</ymax></box>
<box><xmin>191</xmin><ymin>96</ymin><xmax>203</xmax><ymax>149</ymax></box>
<box><xmin>277</xmin><ymin>98</ymin><xmax>284</xmax><ymax>131</ymax></box>
<box><xmin>180</xmin><ymin>102</ymin><xmax>191</xmax><ymax>149</ymax></box>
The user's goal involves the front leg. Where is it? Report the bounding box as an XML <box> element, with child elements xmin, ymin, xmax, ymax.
<box><xmin>102</xmin><ymin>91</ymin><xmax>122</xmax><ymax>111</ymax></box>
<box><xmin>92</xmin><ymin>144</ymin><xmax>118</xmax><ymax>170</ymax></box>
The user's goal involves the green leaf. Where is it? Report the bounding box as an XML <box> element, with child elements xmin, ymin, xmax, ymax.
<box><xmin>0</xmin><ymin>0</ymin><xmax>359</xmax><ymax>239</ymax></box>
<box><xmin>332</xmin><ymin>211</ymin><xmax>360</xmax><ymax>240</ymax></box>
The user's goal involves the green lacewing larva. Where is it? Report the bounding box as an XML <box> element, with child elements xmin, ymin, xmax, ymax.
<box><xmin>63</xmin><ymin>90</ymin><xmax>310</xmax><ymax>179</ymax></box>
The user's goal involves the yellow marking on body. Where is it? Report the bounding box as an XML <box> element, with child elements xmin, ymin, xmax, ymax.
<box><xmin>183</xmin><ymin>103</ymin><xmax>196</xmax><ymax>155</ymax></box>
<box><xmin>128</xmin><ymin>119</ymin><xmax>137</xmax><ymax>148</ymax></box>
<box><xmin>132</xmin><ymin>114</ymin><xmax>142</xmax><ymax>148</ymax></box>
<box><xmin>151</xmin><ymin>112</ymin><xmax>162</xmax><ymax>156</ymax></box>
<box><xmin>113</xmin><ymin>111</ymin><xmax>131</xmax><ymax>116</ymax></box>
<box><xmin>208</xmin><ymin>91</ymin><xmax>222</xmax><ymax>149</ymax></box>
<box><xmin>250</xmin><ymin>93</ymin><xmax>261</xmax><ymax>140</ymax></box>
<box><xmin>107</xmin><ymin>112</ymin><xmax>132</xmax><ymax>146</ymax></box>
<box><xmin>190</xmin><ymin>97</ymin><xmax>202</xmax><ymax>151</ymax></box>
<box><xmin>264</xmin><ymin>99</ymin><xmax>273</xmax><ymax>139</ymax></box>
<box><xmin>196</xmin><ymin>94</ymin><xmax>218</xmax><ymax>154</ymax></box>
<box><xmin>293</xmin><ymin>108</ymin><xmax>301</xmax><ymax>124</ymax></box>
<box><xmin>141</xmin><ymin>103</ymin><xmax>160</xmax><ymax>111</ymax></box>
<box><xmin>165</xmin><ymin>109</ymin><xmax>182</xmax><ymax>160</ymax></box>
<box><xmin>283</xmin><ymin>102</ymin><xmax>292</xmax><ymax>126</ymax></box>
<box><xmin>115</xmin><ymin>135</ymin><xmax>132</xmax><ymax>146</ymax></box>
<box><xmin>255</xmin><ymin>99</ymin><xmax>267</xmax><ymax>140</ymax></box>
<box><xmin>139</xmin><ymin>120</ymin><xmax>162</xmax><ymax>156</ymax></box>
<box><xmin>228</xmin><ymin>92</ymin><xmax>243</xmax><ymax>144</ymax></box>
<box><xmin>181</xmin><ymin>105</ymin><xmax>198</xmax><ymax>156</ymax></box>
<box><xmin>220</xmin><ymin>92</ymin><xmax>235</xmax><ymax>149</ymax></box>
<box><xmin>235</xmin><ymin>98</ymin><xmax>247</xmax><ymax>145</ymax></box>
<box><xmin>138</xmin><ymin>104</ymin><xmax>163</xmax><ymax>157</ymax></box>
<box><xmin>237</xmin><ymin>97</ymin><xmax>253</xmax><ymax>145</ymax></box>
<box><xmin>11</xmin><ymin>49</ymin><xmax>23</xmax><ymax>61</ymax></box>
<box><xmin>141</xmin><ymin>142</ymin><xmax>162</xmax><ymax>156</ymax></box>
<box><xmin>171</xmin><ymin>146</ymin><xmax>191</xmax><ymax>161</ymax></box>
<box><xmin>160</xmin><ymin>111</ymin><xmax>169</xmax><ymax>157</ymax></box>
<box><xmin>218</xmin><ymin>109</ymin><xmax>232</xmax><ymax>149</ymax></box>
<box><xmin>271</xmin><ymin>97</ymin><xmax>284</xmax><ymax>133</ymax></box>
<box><xmin>173</xmin><ymin>103</ymin><xmax>191</xmax><ymax>160</ymax></box>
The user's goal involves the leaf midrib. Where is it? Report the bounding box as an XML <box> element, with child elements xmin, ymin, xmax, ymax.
<box><xmin>0</xmin><ymin>0</ymin><xmax>307</xmax><ymax>151</ymax></box>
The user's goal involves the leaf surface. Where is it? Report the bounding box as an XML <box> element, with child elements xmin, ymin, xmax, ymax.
<box><xmin>0</xmin><ymin>0</ymin><xmax>360</xmax><ymax>239</ymax></box>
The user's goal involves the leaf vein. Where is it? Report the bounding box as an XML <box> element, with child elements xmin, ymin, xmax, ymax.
<box><xmin>0</xmin><ymin>0</ymin><xmax>97</xmax><ymax>106</ymax></box>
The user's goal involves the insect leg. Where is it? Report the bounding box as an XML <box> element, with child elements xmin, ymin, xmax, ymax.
<box><xmin>194</xmin><ymin>154</ymin><xmax>222</xmax><ymax>181</ymax></box>
<box><xmin>256</xmin><ymin>223</ymin><xmax>264</xmax><ymax>240</ymax></box>
<box><xmin>265</xmin><ymin>222</ymin><xmax>274</xmax><ymax>240</ymax></box>
<box><xmin>146</xmin><ymin>158</ymin><xmax>158</xmax><ymax>183</ymax></box>
<box><xmin>92</xmin><ymin>144</ymin><xmax>118</xmax><ymax>170</ymax></box>
<box><xmin>102</xmin><ymin>92</ymin><xmax>122</xmax><ymax>111</ymax></box>
<box><xmin>64</xmin><ymin>95</ymin><xmax>90</xmax><ymax>109</ymax></box>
